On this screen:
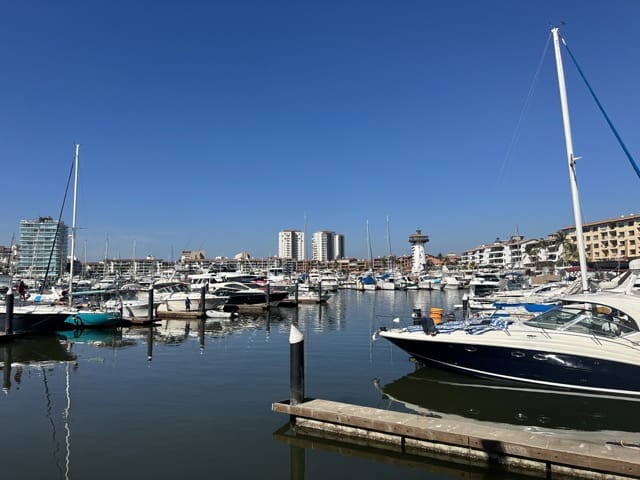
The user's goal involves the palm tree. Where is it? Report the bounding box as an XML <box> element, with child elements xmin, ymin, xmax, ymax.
<box><xmin>524</xmin><ymin>242</ymin><xmax>540</xmax><ymax>270</ymax></box>
<box><xmin>553</xmin><ymin>231</ymin><xmax>579</xmax><ymax>265</ymax></box>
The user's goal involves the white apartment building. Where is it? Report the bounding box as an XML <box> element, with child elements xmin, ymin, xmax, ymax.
<box><xmin>460</xmin><ymin>235</ymin><xmax>556</xmax><ymax>269</ymax></box>
<box><xmin>278</xmin><ymin>229</ymin><xmax>305</xmax><ymax>260</ymax></box>
<box><xmin>311</xmin><ymin>231</ymin><xmax>344</xmax><ymax>261</ymax></box>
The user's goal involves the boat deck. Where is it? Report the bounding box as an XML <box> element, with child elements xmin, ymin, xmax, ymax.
<box><xmin>273</xmin><ymin>398</ymin><xmax>640</xmax><ymax>479</ymax></box>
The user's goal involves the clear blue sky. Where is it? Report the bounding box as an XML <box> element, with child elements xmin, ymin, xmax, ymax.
<box><xmin>1</xmin><ymin>0</ymin><xmax>638</xmax><ymax>261</ymax></box>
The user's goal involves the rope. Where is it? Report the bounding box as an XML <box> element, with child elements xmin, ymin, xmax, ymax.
<box><xmin>498</xmin><ymin>33</ymin><xmax>552</xmax><ymax>184</ymax></box>
<box><xmin>560</xmin><ymin>34</ymin><xmax>640</xmax><ymax>180</ymax></box>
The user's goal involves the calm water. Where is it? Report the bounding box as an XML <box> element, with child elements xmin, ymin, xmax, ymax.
<box><xmin>1</xmin><ymin>289</ymin><xmax>636</xmax><ymax>479</ymax></box>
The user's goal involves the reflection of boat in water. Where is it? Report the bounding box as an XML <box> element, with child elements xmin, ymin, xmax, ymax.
<box><xmin>378</xmin><ymin>365</ymin><xmax>640</xmax><ymax>436</ymax></box>
<box><xmin>0</xmin><ymin>335</ymin><xmax>76</xmax><ymax>366</ymax></box>
<box><xmin>56</xmin><ymin>328</ymin><xmax>137</xmax><ymax>348</ymax></box>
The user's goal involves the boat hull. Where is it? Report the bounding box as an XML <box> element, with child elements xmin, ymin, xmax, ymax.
<box><xmin>381</xmin><ymin>334</ymin><xmax>640</xmax><ymax>397</ymax></box>
<box><xmin>65</xmin><ymin>311</ymin><xmax>122</xmax><ymax>328</ymax></box>
<box><xmin>0</xmin><ymin>312</ymin><xmax>71</xmax><ymax>335</ymax></box>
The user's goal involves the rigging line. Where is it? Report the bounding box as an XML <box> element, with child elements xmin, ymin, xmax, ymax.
<box><xmin>41</xmin><ymin>153</ymin><xmax>76</xmax><ymax>293</ymax></box>
<box><xmin>560</xmin><ymin>34</ymin><xmax>640</xmax><ymax>180</ymax></box>
<box><xmin>498</xmin><ymin>32</ymin><xmax>552</xmax><ymax>183</ymax></box>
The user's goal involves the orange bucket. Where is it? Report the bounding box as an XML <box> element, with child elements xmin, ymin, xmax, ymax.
<box><xmin>430</xmin><ymin>307</ymin><xmax>444</xmax><ymax>324</ymax></box>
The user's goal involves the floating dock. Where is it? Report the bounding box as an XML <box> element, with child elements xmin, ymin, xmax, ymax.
<box><xmin>272</xmin><ymin>398</ymin><xmax>640</xmax><ymax>479</ymax></box>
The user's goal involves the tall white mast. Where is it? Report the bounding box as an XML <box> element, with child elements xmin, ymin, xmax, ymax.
<box><xmin>69</xmin><ymin>143</ymin><xmax>80</xmax><ymax>306</ymax></box>
<box><xmin>551</xmin><ymin>27</ymin><xmax>589</xmax><ymax>293</ymax></box>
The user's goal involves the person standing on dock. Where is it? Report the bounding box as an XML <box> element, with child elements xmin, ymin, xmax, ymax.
<box><xmin>17</xmin><ymin>280</ymin><xmax>27</xmax><ymax>301</ymax></box>
<box><xmin>185</xmin><ymin>297</ymin><xmax>191</xmax><ymax>312</ymax></box>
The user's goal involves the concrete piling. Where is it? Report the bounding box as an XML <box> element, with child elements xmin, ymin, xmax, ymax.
<box><xmin>5</xmin><ymin>289</ymin><xmax>13</xmax><ymax>335</ymax></box>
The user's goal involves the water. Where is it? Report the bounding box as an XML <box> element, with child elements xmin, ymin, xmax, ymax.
<box><xmin>1</xmin><ymin>289</ymin><xmax>634</xmax><ymax>479</ymax></box>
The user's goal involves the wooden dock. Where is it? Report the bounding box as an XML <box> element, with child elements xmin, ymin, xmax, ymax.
<box><xmin>272</xmin><ymin>398</ymin><xmax>640</xmax><ymax>479</ymax></box>
<box><xmin>154</xmin><ymin>311</ymin><xmax>206</xmax><ymax>320</ymax></box>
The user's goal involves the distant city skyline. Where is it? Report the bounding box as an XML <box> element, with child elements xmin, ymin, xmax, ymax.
<box><xmin>1</xmin><ymin>2</ymin><xmax>638</xmax><ymax>261</ymax></box>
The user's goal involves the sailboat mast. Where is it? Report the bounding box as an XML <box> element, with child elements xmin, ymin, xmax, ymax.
<box><xmin>69</xmin><ymin>144</ymin><xmax>80</xmax><ymax>306</ymax></box>
<box><xmin>366</xmin><ymin>220</ymin><xmax>373</xmax><ymax>272</ymax></box>
<box><xmin>551</xmin><ymin>27</ymin><xmax>589</xmax><ymax>293</ymax></box>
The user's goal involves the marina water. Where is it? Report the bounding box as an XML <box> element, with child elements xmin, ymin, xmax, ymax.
<box><xmin>2</xmin><ymin>289</ymin><xmax>636</xmax><ymax>480</ymax></box>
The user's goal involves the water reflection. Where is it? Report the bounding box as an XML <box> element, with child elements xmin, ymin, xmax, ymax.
<box><xmin>1</xmin><ymin>336</ymin><xmax>76</xmax><ymax>393</ymax></box>
<box><xmin>377</xmin><ymin>364</ymin><xmax>640</xmax><ymax>440</ymax></box>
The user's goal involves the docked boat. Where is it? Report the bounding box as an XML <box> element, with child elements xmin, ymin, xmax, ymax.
<box><xmin>151</xmin><ymin>281</ymin><xmax>228</xmax><ymax>313</ymax></box>
<box><xmin>209</xmin><ymin>281</ymin><xmax>288</xmax><ymax>308</ymax></box>
<box><xmin>377</xmin><ymin>264</ymin><xmax>640</xmax><ymax>397</ymax></box>
<box><xmin>468</xmin><ymin>272</ymin><xmax>501</xmax><ymax>297</ymax></box>
<box><xmin>417</xmin><ymin>273</ymin><xmax>442</xmax><ymax>290</ymax></box>
<box><xmin>0</xmin><ymin>304</ymin><xmax>71</xmax><ymax>335</ymax></box>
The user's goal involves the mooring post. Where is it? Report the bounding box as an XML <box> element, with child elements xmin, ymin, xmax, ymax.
<box><xmin>200</xmin><ymin>286</ymin><xmax>206</xmax><ymax>317</ymax></box>
<box><xmin>294</xmin><ymin>282</ymin><xmax>299</xmax><ymax>307</ymax></box>
<box><xmin>462</xmin><ymin>294</ymin><xmax>469</xmax><ymax>321</ymax></box>
<box><xmin>147</xmin><ymin>287</ymin><xmax>154</xmax><ymax>322</ymax></box>
<box><xmin>318</xmin><ymin>281</ymin><xmax>322</xmax><ymax>303</ymax></box>
<box><xmin>5</xmin><ymin>289</ymin><xmax>14</xmax><ymax>335</ymax></box>
<box><xmin>289</xmin><ymin>324</ymin><xmax>304</xmax><ymax>406</ymax></box>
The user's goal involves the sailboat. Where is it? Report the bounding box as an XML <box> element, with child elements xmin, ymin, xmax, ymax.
<box><xmin>375</xmin><ymin>27</ymin><xmax>640</xmax><ymax>397</ymax></box>
<box><xmin>63</xmin><ymin>145</ymin><xmax>121</xmax><ymax>328</ymax></box>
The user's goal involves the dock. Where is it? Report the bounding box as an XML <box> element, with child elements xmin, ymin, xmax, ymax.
<box><xmin>272</xmin><ymin>398</ymin><xmax>640</xmax><ymax>479</ymax></box>
<box><xmin>154</xmin><ymin>311</ymin><xmax>206</xmax><ymax>320</ymax></box>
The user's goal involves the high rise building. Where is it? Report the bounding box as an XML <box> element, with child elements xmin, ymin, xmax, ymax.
<box><xmin>17</xmin><ymin>216</ymin><xmax>69</xmax><ymax>280</ymax></box>
<box><xmin>312</xmin><ymin>231</ymin><xmax>345</xmax><ymax>261</ymax></box>
<box><xmin>333</xmin><ymin>233</ymin><xmax>345</xmax><ymax>260</ymax></box>
<box><xmin>278</xmin><ymin>229</ymin><xmax>305</xmax><ymax>260</ymax></box>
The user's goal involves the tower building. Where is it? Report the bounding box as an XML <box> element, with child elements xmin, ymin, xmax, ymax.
<box><xmin>278</xmin><ymin>229</ymin><xmax>305</xmax><ymax>260</ymax></box>
<box><xmin>408</xmin><ymin>228</ymin><xmax>429</xmax><ymax>273</ymax></box>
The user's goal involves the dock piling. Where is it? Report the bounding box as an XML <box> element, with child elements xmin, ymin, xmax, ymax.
<box><xmin>5</xmin><ymin>289</ymin><xmax>13</xmax><ymax>335</ymax></box>
<box><xmin>289</xmin><ymin>325</ymin><xmax>304</xmax><ymax>406</ymax></box>
<box><xmin>200</xmin><ymin>286</ymin><xmax>206</xmax><ymax>317</ymax></box>
<box><xmin>462</xmin><ymin>294</ymin><xmax>469</xmax><ymax>320</ymax></box>
<box><xmin>147</xmin><ymin>287</ymin><xmax>154</xmax><ymax>322</ymax></box>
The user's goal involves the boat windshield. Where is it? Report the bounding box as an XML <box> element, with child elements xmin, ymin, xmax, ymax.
<box><xmin>524</xmin><ymin>306</ymin><xmax>639</xmax><ymax>337</ymax></box>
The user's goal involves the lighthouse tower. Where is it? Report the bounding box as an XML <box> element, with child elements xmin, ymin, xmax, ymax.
<box><xmin>408</xmin><ymin>228</ymin><xmax>429</xmax><ymax>274</ymax></box>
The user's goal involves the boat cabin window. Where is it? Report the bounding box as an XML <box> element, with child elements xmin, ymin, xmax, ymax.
<box><xmin>525</xmin><ymin>306</ymin><xmax>639</xmax><ymax>337</ymax></box>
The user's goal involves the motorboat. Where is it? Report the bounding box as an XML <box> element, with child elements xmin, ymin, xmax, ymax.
<box><xmin>151</xmin><ymin>281</ymin><xmax>228</xmax><ymax>313</ymax></box>
<box><xmin>209</xmin><ymin>281</ymin><xmax>288</xmax><ymax>308</ymax></box>
<box><xmin>468</xmin><ymin>272</ymin><xmax>501</xmax><ymax>297</ymax></box>
<box><xmin>375</xmin><ymin>260</ymin><xmax>640</xmax><ymax>397</ymax></box>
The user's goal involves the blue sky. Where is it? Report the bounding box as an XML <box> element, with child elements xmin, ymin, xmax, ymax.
<box><xmin>1</xmin><ymin>0</ymin><xmax>638</xmax><ymax>261</ymax></box>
